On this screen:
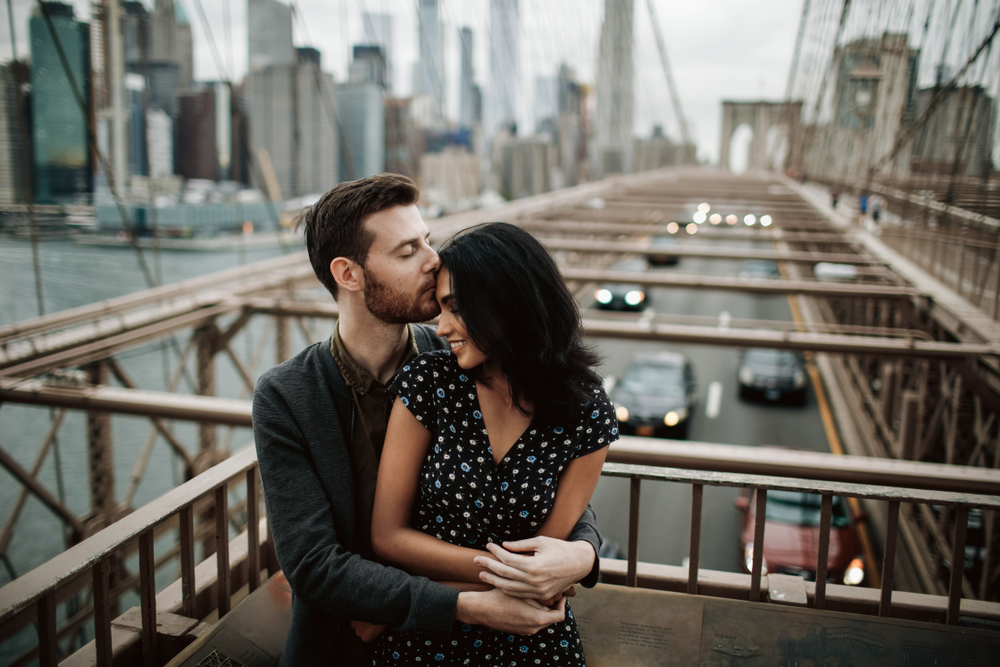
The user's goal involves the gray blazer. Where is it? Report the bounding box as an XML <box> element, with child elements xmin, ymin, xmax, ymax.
<box><xmin>253</xmin><ymin>325</ymin><xmax>602</xmax><ymax>666</ymax></box>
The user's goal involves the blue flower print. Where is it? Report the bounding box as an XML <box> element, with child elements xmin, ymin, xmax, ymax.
<box><xmin>560</xmin><ymin>640</ymin><xmax>569</xmax><ymax>648</ymax></box>
<box><xmin>393</xmin><ymin>652</ymin><xmax>399</xmax><ymax>659</ymax></box>
<box><xmin>591</xmin><ymin>409</ymin><xmax>600</xmax><ymax>418</ymax></box>
<box><xmin>475</xmin><ymin>499</ymin><xmax>484</xmax><ymax>508</ymax></box>
<box><xmin>461</xmin><ymin>462</ymin><xmax>471</xmax><ymax>472</ymax></box>
<box><xmin>450</xmin><ymin>424</ymin><xmax>457</xmax><ymax>433</ymax></box>
<box><xmin>500</xmin><ymin>481</ymin><xmax>509</xmax><ymax>491</ymax></box>
<box><xmin>507</xmin><ymin>635</ymin><xmax>515</xmax><ymax>642</ymax></box>
<box><xmin>401</xmin><ymin>397</ymin><xmax>409</xmax><ymax>407</ymax></box>
<box><xmin>527</xmin><ymin>456</ymin><xmax>536</xmax><ymax>463</ymax></box>
<box><xmin>437</xmin><ymin>388</ymin><xmax>446</xmax><ymax>398</ymax></box>
<box><xmin>403</xmin><ymin>365</ymin><xmax>410</xmax><ymax>372</ymax></box>
<box><xmin>436</xmin><ymin>515</ymin><xmax>444</xmax><ymax>523</ymax></box>
<box><xmin>545</xmin><ymin>478</ymin><xmax>552</xmax><ymax>485</ymax></box>
<box><xmin>612</xmin><ymin>426</ymin><xmax>619</xmax><ymax>435</ymax></box>
<box><xmin>435</xmin><ymin>480</ymin><xmax>441</xmax><ymax>488</ymax></box>
<box><xmin>435</xmin><ymin>654</ymin><xmax>445</xmax><ymax>661</ymax></box>
<box><xmin>519</xmin><ymin>510</ymin><xmax>529</xmax><ymax>518</ymax></box>
<box><xmin>474</xmin><ymin>639</ymin><xmax>483</xmax><ymax>648</ymax></box>
<box><xmin>459</xmin><ymin>374</ymin><xmax>468</xmax><ymax>382</ymax></box>
<box><xmin>553</xmin><ymin>426</ymin><xmax>564</xmax><ymax>434</ymax></box>
<box><xmin>520</xmin><ymin>646</ymin><xmax>529</xmax><ymax>653</ymax></box>
<box><xmin>462</xmin><ymin>624</ymin><xmax>471</xmax><ymax>632</ymax></box>
<box><xmin>473</xmin><ymin>410</ymin><xmax>483</xmax><ymax>419</ymax></box>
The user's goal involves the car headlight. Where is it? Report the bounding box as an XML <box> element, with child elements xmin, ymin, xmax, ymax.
<box><xmin>794</xmin><ymin>370</ymin><xmax>807</xmax><ymax>388</ymax></box>
<box><xmin>624</xmin><ymin>290</ymin><xmax>645</xmax><ymax>306</ymax></box>
<box><xmin>664</xmin><ymin>407</ymin><xmax>688</xmax><ymax>426</ymax></box>
<box><xmin>744</xmin><ymin>542</ymin><xmax>768</xmax><ymax>576</ymax></box>
<box><xmin>739</xmin><ymin>367</ymin><xmax>755</xmax><ymax>385</ymax></box>
<box><xmin>615</xmin><ymin>405</ymin><xmax>629</xmax><ymax>422</ymax></box>
<box><xmin>595</xmin><ymin>289</ymin><xmax>613</xmax><ymax>304</ymax></box>
<box><xmin>843</xmin><ymin>557</ymin><xmax>864</xmax><ymax>586</ymax></box>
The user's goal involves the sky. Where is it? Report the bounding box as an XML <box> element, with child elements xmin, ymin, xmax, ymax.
<box><xmin>2</xmin><ymin>0</ymin><xmax>806</xmax><ymax>165</ymax></box>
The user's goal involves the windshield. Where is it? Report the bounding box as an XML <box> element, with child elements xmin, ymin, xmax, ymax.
<box><xmin>621</xmin><ymin>363</ymin><xmax>684</xmax><ymax>397</ymax></box>
<box><xmin>745</xmin><ymin>348</ymin><xmax>799</xmax><ymax>366</ymax></box>
<box><xmin>764</xmin><ymin>491</ymin><xmax>850</xmax><ymax>528</ymax></box>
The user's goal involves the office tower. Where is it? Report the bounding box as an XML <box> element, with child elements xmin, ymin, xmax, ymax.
<box><xmin>296</xmin><ymin>48</ymin><xmax>338</xmax><ymax>194</ymax></box>
<box><xmin>0</xmin><ymin>62</ymin><xmax>30</xmax><ymax>204</ymax></box>
<box><xmin>248</xmin><ymin>0</ymin><xmax>295</xmax><ymax>72</ymax></box>
<box><xmin>488</xmin><ymin>0</ymin><xmax>518</xmax><ymax>139</ymax></box>
<box><xmin>337</xmin><ymin>82</ymin><xmax>385</xmax><ymax>180</ymax></box>
<box><xmin>361</xmin><ymin>11</ymin><xmax>394</xmax><ymax>92</ymax></box>
<box><xmin>29</xmin><ymin>2</ymin><xmax>92</xmax><ymax>203</ymax></box>
<box><xmin>176</xmin><ymin>87</ymin><xmax>219</xmax><ymax>180</ymax></box>
<box><xmin>534</xmin><ymin>76</ymin><xmax>557</xmax><ymax>134</ymax></box>
<box><xmin>245</xmin><ymin>63</ymin><xmax>295</xmax><ymax>197</ymax></box>
<box><xmin>414</xmin><ymin>0</ymin><xmax>444</xmax><ymax>114</ymax></box>
<box><xmin>386</xmin><ymin>97</ymin><xmax>419</xmax><ymax>178</ymax></box>
<box><xmin>350</xmin><ymin>45</ymin><xmax>387</xmax><ymax>89</ymax></box>
<box><xmin>593</xmin><ymin>0</ymin><xmax>634</xmax><ymax>177</ymax></box>
<box><xmin>459</xmin><ymin>27</ymin><xmax>476</xmax><ymax>129</ymax></box>
<box><xmin>150</xmin><ymin>0</ymin><xmax>194</xmax><ymax>91</ymax></box>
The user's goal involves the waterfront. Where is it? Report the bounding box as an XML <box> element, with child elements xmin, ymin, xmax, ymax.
<box><xmin>0</xmin><ymin>235</ymin><xmax>298</xmax><ymax>592</ymax></box>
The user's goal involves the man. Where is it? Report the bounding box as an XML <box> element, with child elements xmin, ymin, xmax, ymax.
<box><xmin>253</xmin><ymin>174</ymin><xmax>602</xmax><ymax>666</ymax></box>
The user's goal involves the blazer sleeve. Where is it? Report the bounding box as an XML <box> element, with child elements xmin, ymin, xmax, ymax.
<box><xmin>568</xmin><ymin>504</ymin><xmax>603</xmax><ymax>587</ymax></box>
<box><xmin>253</xmin><ymin>370</ymin><xmax>458</xmax><ymax>635</ymax></box>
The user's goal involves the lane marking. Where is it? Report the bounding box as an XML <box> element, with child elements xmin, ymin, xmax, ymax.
<box><xmin>787</xmin><ymin>292</ymin><xmax>881</xmax><ymax>589</ymax></box>
<box><xmin>705</xmin><ymin>381</ymin><xmax>723</xmax><ymax>419</ymax></box>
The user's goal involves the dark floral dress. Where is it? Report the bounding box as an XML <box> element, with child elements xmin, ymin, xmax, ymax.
<box><xmin>373</xmin><ymin>349</ymin><xmax>618</xmax><ymax>666</ymax></box>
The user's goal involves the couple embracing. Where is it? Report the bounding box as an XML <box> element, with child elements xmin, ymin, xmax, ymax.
<box><xmin>253</xmin><ymin>174</ymin><xmax>618</xmax><ymax>666</ymax></box>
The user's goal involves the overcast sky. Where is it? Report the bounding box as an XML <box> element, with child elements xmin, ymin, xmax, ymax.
<box><xmin>2</xmin><ymin>0</ymin><xmax>804</xmax><ymax>164</ymax></box>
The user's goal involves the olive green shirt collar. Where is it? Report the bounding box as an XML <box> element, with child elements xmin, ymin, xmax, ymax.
<box><xmin>330</xmin><ymin>322</ymin><xmax>420</xmax><ymax>394</ymax></box>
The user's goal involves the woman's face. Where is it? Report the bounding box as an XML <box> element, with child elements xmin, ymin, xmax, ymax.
<box><xmin>435</xmin><ymin>267</ymin><xmax>489</xmax><ymax>370</ymax></box>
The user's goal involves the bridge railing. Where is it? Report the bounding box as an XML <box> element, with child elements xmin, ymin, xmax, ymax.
<box><xmin>2</xmin><ymin>441</ymin><xmax>999</xmax><ymax>666</ymax></box>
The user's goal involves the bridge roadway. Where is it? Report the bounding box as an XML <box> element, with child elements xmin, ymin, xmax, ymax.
<box><xmin>4</xmin><ymin>169</ymin><xmax>1000</xmax><ymax>664</ymax></box>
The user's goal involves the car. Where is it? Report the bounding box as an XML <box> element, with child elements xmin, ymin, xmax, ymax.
<box><xmin>647</xmin><ymin>236</ymin><xmax>679</xmax><ymax>266</ymax></box>
<box><xmin>735</xmin><ymin>489</ymin><xmax>867</xmax><ymax>587</ymax></box>
<box><xmin>594</xmin><ymin>258</ymin><xmax>647</xmax><ymax>311</ymax></box>
<box><xmin>738</xmin><ymin>347</ymin><xmax>808</xmax><ymax>404</ymax></box>
<box><xmin>738</xmin><ymin>260</ymin><xmax>781</xmax><ymax>279</ymax></box>
<box><xmin>610</xmin><ymin>351</ymin><xmax>697</xmax><ymax>439</ymax></box>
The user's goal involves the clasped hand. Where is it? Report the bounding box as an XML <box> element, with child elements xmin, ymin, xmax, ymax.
<box><xmin>473</xmin><ymin>536</ymin><xmax>594</xmax><ymax>601</ymax></box>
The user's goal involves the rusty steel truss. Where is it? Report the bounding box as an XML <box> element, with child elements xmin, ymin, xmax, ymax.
<box><xmin>1</xmin><ymin>169</ymin><xmax>999</xmax><ymax>661</ymax></box>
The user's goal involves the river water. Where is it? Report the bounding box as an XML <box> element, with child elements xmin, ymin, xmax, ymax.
<box><xmin>0</xmin><ymin>234</ymin><xmax>311</xmax><ymax>656</ymax></box>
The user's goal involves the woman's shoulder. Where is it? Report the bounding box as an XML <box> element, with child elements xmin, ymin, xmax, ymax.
<box><xmin>399</xmin><ymin>349</ymin><xmax>468</xmax><ymax>384</ymax></box>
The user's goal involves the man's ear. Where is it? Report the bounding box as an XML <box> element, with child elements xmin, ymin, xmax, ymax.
<box><xmin>330</xmin><ymin>257</ymin><xmax>364</xmax><ymax>293</ymax></box>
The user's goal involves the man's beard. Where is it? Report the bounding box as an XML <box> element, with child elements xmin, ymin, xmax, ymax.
<box><xmin>364</xmin><ymin>268</ymin><xmax>440</xmax><ymax>324</ymax></box>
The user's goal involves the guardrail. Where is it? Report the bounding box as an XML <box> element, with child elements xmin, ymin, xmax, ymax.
<box><xmin>2</xmin><ymin>441</ymin><xmax>998</xmax><ymax>665</ymax></box>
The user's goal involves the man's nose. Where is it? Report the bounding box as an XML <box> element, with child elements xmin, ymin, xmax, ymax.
<box><xmin>425</xmin><ymin>246</ymin><xmax>440</xmax><ymax>272</ymax></box>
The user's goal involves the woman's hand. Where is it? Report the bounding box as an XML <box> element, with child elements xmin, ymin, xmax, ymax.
<box><xmin>350</xmin><ymin>620</ymin><xmax>386</xmax><ymax>642</ymax></box>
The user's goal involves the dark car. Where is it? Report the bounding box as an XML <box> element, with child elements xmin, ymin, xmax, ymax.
<box><xmin>647</xmin><ymin>236</ymin><xmax>679</xmax><ymax>266</ymax></box>
<box><xmin>736</xmin><ymin>489</ymin><xmax>866</xmax><ymax>586</ymax></box>
<box><xmin>594</xmin><ymin>258</ymin><xmax>647</xmax><ymax>312</ymax></box>
<box><xmin>738</xmin><ymin>260</ymin><xmax>781</xmax><ymax>279</ymax></box>
<box><xmin>738</xmin><ymin>347</ymin><xmax>808</xmax><ymax>404</ymax></box>
<box><xmin>611</xmin><ymin>351</ymin><xmax>696</xmax><ymax>439</ymax></box>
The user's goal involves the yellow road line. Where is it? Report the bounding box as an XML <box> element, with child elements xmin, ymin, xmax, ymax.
<box><xmin>787</xmin><ymin>292</ymin><xmax>881</xmax><ymax>589</ymax></box>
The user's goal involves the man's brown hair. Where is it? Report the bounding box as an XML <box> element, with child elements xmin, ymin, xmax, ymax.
<box><xmin>299</xmin><ymin>173</ymin><xmax>420</xmax><ymax>299</ymax></box>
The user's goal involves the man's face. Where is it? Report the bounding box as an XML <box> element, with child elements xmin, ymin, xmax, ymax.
<box><xmin>360</xmin><ymin>205</ymin><xmax>441</xmax><ymax>324</ymax></box>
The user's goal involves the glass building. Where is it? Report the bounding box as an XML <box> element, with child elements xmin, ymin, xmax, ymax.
<box><xmin>29</xmin><ymin>3</ymin><xmax>92</xmax><ymax>203</ymax></box>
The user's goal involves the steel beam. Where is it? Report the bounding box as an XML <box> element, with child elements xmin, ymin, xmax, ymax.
<box><xmin>563</xmin><ymin>267</ymin><xmax>918</xmax><ymax>298</ymax></box>
<box><xmin>582</xmin><ymin>319</ymin><xmax>996</xmax><ymax>357</ymax></box>
<box><xmin>542</xmin><ymin>237</ymin><xmax>880</xmax><ymax>265</ymax></box>
<box><xmin>0</xmin><ymin>379</ymin><xmax>253</xmax><ymax>426</ymax></box>
<box><xmin>524</xmin><ymin>219</ymin><xmax>850</xmax><ymax>243</ymax></box>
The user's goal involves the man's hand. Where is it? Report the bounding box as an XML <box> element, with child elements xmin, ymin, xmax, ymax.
<box><xmin>473</xmin><ymin>537</ymin><xmax>596</xmax><ymax>601</ymax></box>
<box><xmin>350</xmin><ymin>620</ymin><xmax>387</xmax><ymax>642</ymax></box>
<box><xmin>455</xmin><ymin>588</ymin><xmax>566</xmax><ymax>635</ymax></box>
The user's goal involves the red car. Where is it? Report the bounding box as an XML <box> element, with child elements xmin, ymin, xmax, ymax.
<box><xmin>735</xmin><ymin>489</ymin><xmax>866</xmax><ymax>586</ymax></box>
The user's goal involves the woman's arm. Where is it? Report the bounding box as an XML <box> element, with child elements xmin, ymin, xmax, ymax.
<box><xmin>372</xmin><ymin>397</ymin><xmax>497</xmax><ymax>583</ymax></box>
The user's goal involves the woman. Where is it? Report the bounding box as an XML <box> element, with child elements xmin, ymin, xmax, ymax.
<box><xmin>370</xmin><ymin>222</ymin><xmax>617</xmax><ymax>666</ymax></box>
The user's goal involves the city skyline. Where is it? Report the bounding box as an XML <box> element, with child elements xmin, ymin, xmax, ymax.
<box><xmin>2</xmin><ymin>0</ymin><xmax>807</xmax><ymax>164</ymax></box>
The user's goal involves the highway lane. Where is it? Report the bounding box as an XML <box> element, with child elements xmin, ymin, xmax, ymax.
<box><xmin>582</xmin><ymin>238</ymin><xmax>832</xmax><ymax>574</ymax></box>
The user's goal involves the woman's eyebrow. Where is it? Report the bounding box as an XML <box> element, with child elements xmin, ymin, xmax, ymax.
<box><xmin>439</xmin><ymin>293</ymin><xmax>454</xmax><ymax>306</ymax></box>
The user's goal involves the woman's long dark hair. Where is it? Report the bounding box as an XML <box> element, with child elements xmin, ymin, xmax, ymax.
<box><xmin>438</xmin><ymin>222</ymin><xmax>602</xmax><ymax>424</ymax></box>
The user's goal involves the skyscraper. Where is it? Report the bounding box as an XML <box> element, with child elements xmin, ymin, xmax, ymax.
<box><xmin>361</xmin><ymin>11</ymin><xmax>394</xmax><ymax>93</ymax></box>
<box><xmin>459</xmin><ymin>27</ymin><xmax>476</xmax><ymax>129</ymax></box>
<box><xmin>150</xmin><ymin>0</ymin><xmax>194</xmax><ymax>91</ymax></box>
<box><xmin>248</xmin><ymin>0</ymin><xmax>295</xmax><ymax>72</ymax></box>
<box><xmin>337</xmin><ymin>82</ymin><xmax>385</xmax><ymax>180</ymax></box>
<box><xmin>30</xmin><ymin>2</ymin><xmax>92</xmax><ymax>203</ymax></box>
<box><xmin>414</xmin><ymin>0</ymin><xmax>444</xmax><ymax>116</ymax></box>
<box><xmin>350</xmin><ymin>45</ymin><xmax>387</xmax><ymax>89</ymax></box>
<box><xmin>488</xmin><ymin>0</ymin><xmax>518</xmax><ymax>139</ymax></box>
<box><xmin>593</xmin><ymin>0</ymin><xmax>634</xmax><ymax>177</ymax></box>
<box><xmin>0</xmin><ymin>62</ymin><xmax>30</xmax><ymax>204</ymax></box>
<box><xmin>296</xmin><ymin>48</ymin><xmax>338</xmax><ymax>195</ymax></box>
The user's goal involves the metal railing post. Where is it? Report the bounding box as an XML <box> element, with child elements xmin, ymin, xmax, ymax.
<box><xmin>627</xmin><ymin>477</ymin><xmax>641</xmax><ymax>587</ymax></box>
